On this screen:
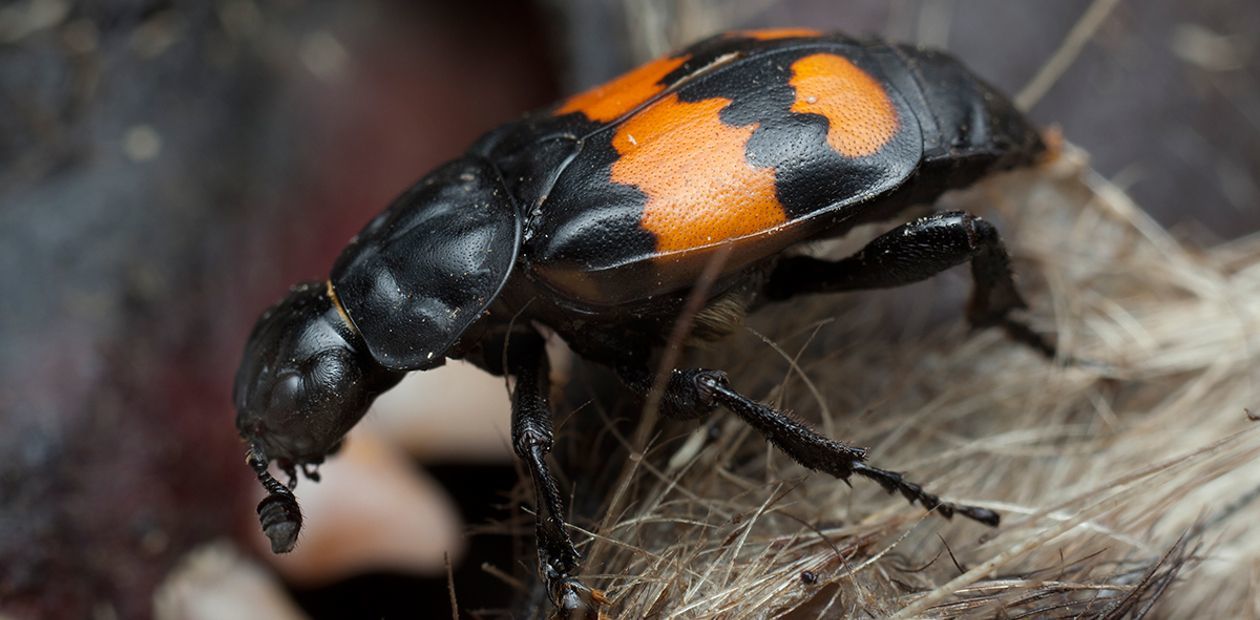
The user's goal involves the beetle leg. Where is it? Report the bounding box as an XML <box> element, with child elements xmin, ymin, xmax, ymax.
<box><xmin>623</xmin><ymin>366</ymin><xmax>999</xmax><ymax>526</ymax></box>
<box><xmin>617</xmin><ymin>366</ymin><xmax>732</xmax><ymax>421</ymax></box>
<box><xmin>764</xmin><ymin>211</ymin><xmax>1055</xmax><ymax>357</ymax></box>
<box><xmin>506</xmin><ymin>331</ymin><xmax>586</xmax><ymax>609</ymax></box>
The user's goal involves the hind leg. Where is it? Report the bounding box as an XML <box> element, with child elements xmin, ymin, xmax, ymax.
<box><xmin>763</xmin><ymin>211</ymin><xmax>1055</xmax><ymax>357</ymax></box>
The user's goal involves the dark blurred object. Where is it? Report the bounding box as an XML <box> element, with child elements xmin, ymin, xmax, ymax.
<box><xmin>547</xmin><ymin>0</ymin><xmax>1260</xmax><ymax>239</ymax></box>
<box><xmin>0</xmin><ymin>0</ymin><xmax>554</xmax><ymax>617</ymax></box>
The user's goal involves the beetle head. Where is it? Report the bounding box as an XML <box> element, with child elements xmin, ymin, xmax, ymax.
<box><xmin>234</xmin><ymin>281</ymin><xmax>403</xmax><ymax>552</ymax></box>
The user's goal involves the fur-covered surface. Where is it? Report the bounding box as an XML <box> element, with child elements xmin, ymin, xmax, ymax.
<box><xmin>530</xmin><ymin>146</ymin><xmax>1260</xmax><ymax>618</ymax></box>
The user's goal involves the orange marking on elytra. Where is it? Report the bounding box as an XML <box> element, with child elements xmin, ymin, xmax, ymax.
<box><xmin>736</xmin><ymin>28</ymin><xmax>822</xmax><ymax>40</ymax></box>
<box><xmin>556</xmin><ymin>54</ymin><xmax>690</xmax><ymax>122</ymax></box>
<box><xmin>611</xmin><ymin>94</ymin><xmax>785</xmax><ymax>254</ymax></box>
<box><xmin>789</xmin><ymin>53</ymin><xmax>898</xmax><ymax>157</ymax></box>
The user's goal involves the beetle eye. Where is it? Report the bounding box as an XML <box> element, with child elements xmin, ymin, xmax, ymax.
<box><xmin>268</xmin><ymin>373</ymin><xmax>305</xmax><ymax>413</ymax></box>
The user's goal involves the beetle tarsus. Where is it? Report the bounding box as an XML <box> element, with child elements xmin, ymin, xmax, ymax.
<box><xmin>850</xmin><ymin>461</ymin><xmax>1000</xmax><ymax>526</ymax></box>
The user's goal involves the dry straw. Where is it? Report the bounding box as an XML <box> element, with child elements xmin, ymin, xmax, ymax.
<box><xmin>521</xmin><ymin>144</ymin><xmax>1260</xmax><ymax>618</ymax></box>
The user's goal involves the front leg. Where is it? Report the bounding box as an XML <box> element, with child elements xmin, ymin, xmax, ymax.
<box><xmin>620</xmin><ymin>365</ymin><xmax>999</xmax><ymax>526</ymax></box>
<box><xmin>507</xmin><ymin>332</ymin><xmax>591</xmax><ymax>611</ymax></box>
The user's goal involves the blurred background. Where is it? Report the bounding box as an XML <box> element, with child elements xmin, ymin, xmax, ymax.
<box><xmin>0</xmin><ymin>0</ymin><xmax>1256</xmax><ymax>617</ymax></box>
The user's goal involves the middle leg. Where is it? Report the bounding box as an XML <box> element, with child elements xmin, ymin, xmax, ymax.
<box><xmin>617</xmin><ymin>364</ymin><xmax>1000</xmax><ymax>525</ymax></box>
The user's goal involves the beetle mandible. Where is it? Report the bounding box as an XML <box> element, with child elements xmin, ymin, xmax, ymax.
<box><xmin>234</xmin><ymin>29</ymin><xmax>1055</xmax><ymax>609</ymax></box>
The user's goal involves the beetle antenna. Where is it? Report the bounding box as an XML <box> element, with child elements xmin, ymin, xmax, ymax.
<box><xmin>247</xmin><ymin>444</ymin><xmax>303</xmax><ymax>553</ymax></box>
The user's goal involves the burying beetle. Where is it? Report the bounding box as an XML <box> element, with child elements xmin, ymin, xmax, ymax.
<box><xmin>234</xmin><ymin>29</ymin><xmax>1055</xmax><ymax>611</ymax></box>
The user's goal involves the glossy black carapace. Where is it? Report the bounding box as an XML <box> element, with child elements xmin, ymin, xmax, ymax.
<box><xmin>234</xmin><ymin>29</ymin><xmax>1052</xmax><ymax>610</ymax></box>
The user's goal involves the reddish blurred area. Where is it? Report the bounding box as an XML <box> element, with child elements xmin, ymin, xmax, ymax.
<box><xmin>0</xmin><ymin>1</ymin><xmax>555</xmax><ymax>617</ymax></box>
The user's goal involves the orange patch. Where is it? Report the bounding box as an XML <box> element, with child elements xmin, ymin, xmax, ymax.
<box><xmin>736</xmin><ymin>28</ymin><xmax>822</xmax><ymax>40</ymax></box>
<box><xmin>611</xmin><ymin>94</ymin><xmax>785</xmax><ymax>254</ymax></box>
<box><xmin>556</xmin><ymin>54</ymin><xmax>689</xmax><ymax>122</ymax></box>
<box><xmin>789</xmin><ymin>53</ymin><xmax>898</xmax><ymax>157</ymax></box>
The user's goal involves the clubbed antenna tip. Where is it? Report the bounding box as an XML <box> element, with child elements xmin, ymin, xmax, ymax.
<box><xmin>247</xmin><ymin>446</ymin><xmax>303</xmax><ymax>553</ymax></box>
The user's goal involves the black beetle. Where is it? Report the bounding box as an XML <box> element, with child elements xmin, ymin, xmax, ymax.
<box><xmin>234</xmin><ymin>30</ymin><xmax>1053</xmax><ymax>608</ymax></box>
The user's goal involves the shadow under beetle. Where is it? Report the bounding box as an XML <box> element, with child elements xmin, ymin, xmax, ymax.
<box><xmin>234</xmin><ymin>29</ymin><xmax>1055</xmax><ymax>611</ymax></box>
